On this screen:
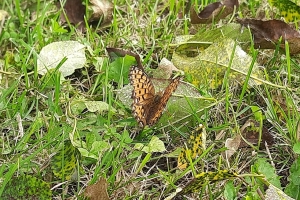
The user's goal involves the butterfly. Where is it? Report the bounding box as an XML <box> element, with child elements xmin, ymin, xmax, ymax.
<box><xmin>129</xmin><ymin>65</ymin><xmax>182</xmax><ymax>127</ymax></box>
<box><xmin>178</xmin><ymin>124</ymin><xmax>206</xmax><ymax>170</ymax></box>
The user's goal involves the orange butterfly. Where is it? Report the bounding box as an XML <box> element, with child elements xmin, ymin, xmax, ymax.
<box><xmin>129</xmin><ymin>66</ymin><xmax>182</xmax><ymax>127</ymax></box>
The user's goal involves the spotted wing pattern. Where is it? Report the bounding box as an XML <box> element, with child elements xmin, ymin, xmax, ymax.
<box><xmin>178</xmin><ymin>124</ymin><xmax>205</xmax><ymax>170</ymax></box>
<box><xmin>129</xmin><ymin>65</ymin><xmax>181</xmax><ymax>127</ymax></box>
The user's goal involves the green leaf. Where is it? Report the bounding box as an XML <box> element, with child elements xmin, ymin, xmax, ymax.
<box><xmin>224</xmin><ymin>180</ymin><xmax>237</xmax><ymax>200</ymax></box>
<box><xmin>76</xmin><ymin>133</ymin><xmax>109</xmax><ymax>160</ymax></box>
<box><xmin>134</xmin><ymin>136</ymin><xmax>166</xmax><ymax>153</ymax></box>
<box><xmin>288</xmin><ymin>156</ymin><xmax>300</xmax><ymax>185</ymax></box>
<box><xmin>85</xmin><ymin>101</ymin><xmax>117</xmax><ymax>113</ymax></box>
<box><xmin>285</xmin><ymin>182</ymin><xmax>300</xmax><ymax>199</ymax></box>
<box><xmin>2</xmin><ymin>175</ymin><xmax>51</xmax><ymax>199</ymax></box>
<box><xmin>70</xmin><ymin>98</ymin><xmax>87</xmax><ymax>115</ymax></box>
<box><xmin>51</xmin><ymin>140</ymin><xmax>78</xmax><ymax>180</ymax></box>
<box><xmin>178</xmin><ymin>124</ymin><xmax>205</xmax><ymax>170</ymax></box>
<box><xmin>269</xmin><ymin>0</ymin><xmax>300</xmax><ymax>22</ymax></box>
<box><xmin>147</xmin><ymin>136</ymin><xmax>166</xmax><ymax>152</ymax></box>
<box><xmin>108</xmin><ymin>55</ymin><xmax>136</xmax><ymax>84</ymax></box>
<box><xmin>292</xmin><ymin>142</ymin><xmax>300</xmax><ymax>154</ymax></box>
<box><xmin>253</xmin><ymin>158</ymin><xmax>282</xmax><ymax>189</ymax></box>
<box><xmin>90</xmin><ymin>141</ymin><xmax>110</xmax><ymax>156</ymax></box>
<box><xmin>128</xmin><ymin>150</ymin><xmax>143</xmax><ymax>159</ymax></box>
<box><xmin>172</xmin><ymin>38</ymin><xmax>264</xmax><ymax>89</ymax></box>
<box><xmin>86</xmin><ymin>133</ymin><xmax>97</xmax><ymax>149</ymax></box>
<box><xmin>121</xmin><ymin>130</ymin><xmax>133</xmax><ymax>144</ymax></box>
<box><xmin>251</xmin><ymin>106</ymin><xmax>265</xmax><ymax>121</ymax></box>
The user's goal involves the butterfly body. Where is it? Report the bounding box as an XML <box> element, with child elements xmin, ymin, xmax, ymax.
<box><xmin>129</xmin><ymin>66</ymin><xmax>181</xmax><ymax>127</ymax></box>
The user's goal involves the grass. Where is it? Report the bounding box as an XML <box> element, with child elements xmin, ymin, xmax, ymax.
<box><xmin>1</xmin><ymin>0</ymin><xmax>300</xmax><ymax>199</ymax></box>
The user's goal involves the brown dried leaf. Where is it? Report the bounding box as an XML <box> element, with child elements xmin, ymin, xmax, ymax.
<box><xmin>225</xmin><ymin>134</ymin><xmax>241</xmax><ymax>159</ymax></box>
<box><xmin>239</xmin><ymin>119</ymin><xmax>274</xmax><ymax>149</ymax></box>
<box><xmin>57</xmin><ymin>0</ymin><xmax>113</xmax><ymax>31</ymax></box>
<box><xmin>237</xmin><ymin>18</ymin><xmax>300</xmax><ymax>54</ymax></box>
<box><xmin>191</xmin><ymin>0</ymin><xmax>239</xmax><ymax>24</ymax></box>
<box><xmin>57</xmin><ymin>0</ymin><xmax>85</xmax><ymax>29</ymax></box>
<box><xmin>84</xmin><ymin>177</ymin><xmax>110</xmax><ymax>200</ymax></box>
<box><xmin>155</xmin><ymin>58</ymin><xmax>181</xmax><ymax>79</ymax></box>
<box><xmin>89</xmin><ymin>0</ymin><xmax>113</xmax><ymax>26</ymax></box>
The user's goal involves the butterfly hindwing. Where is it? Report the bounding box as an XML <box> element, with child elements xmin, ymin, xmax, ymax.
<box><xmin>129</xmin><ymin>65</ymin><xmax>181</xmax><ymax>127</ymax></box>
<box><xmin>146</xmin><ymin>76</ymin><xmax>182</xmax><ymax>126</ymax></box>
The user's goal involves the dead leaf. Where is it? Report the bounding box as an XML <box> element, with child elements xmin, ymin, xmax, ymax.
<box><xmin>84</xmin><ymin>177</ymin><xmax>110</xmax><ymax>200</ymax></box>
<box><xmin>0</xmin><ymin>10</ymin><xmax>8</xmax><ymax>21</ymax></box>
<box><xmin>0</xmin><ymin>10</ymin><xmax>8</xmax><ymax>34</ymax></box>
<box><xmin>225</xmin><ymin>133</ymin><xmax>241</xmax><ymax>159</ymax></box>
<box><xmin>89</xmin><ymin>0</ymin><xmax>113</xmax><ymax>27</ymax></box>
<box><xmin>57</xmin><ymin>0</ymin><xmax>113</xmax><ymax>31</ymax></box>
<box><xmin>154</xmin><ymin>58</ymin><xmax>181</xmax><ymax>79</ymax></box>
<box><xmin>57</xmin><ymin>0</ymin><xmax>85</xmax><ymax>29</ymax></box>
<box><xmin>265</xmin><ymin>184</ymin><xmax>295</xmax><ymax>200</ymax></box>
<box><xmin>239</xmin><ymin>119</ymin><xmax>274</xmax><ymax>149</ymax></box>
<box><xmin>237</xmin><ymin>18</ymin><xmax>300</xmax><ymax>54</ymax></box>
<box><xmin>191</xmin><ymin>0</ymin><xmax>239</xmax><ymax>24</ymax></box>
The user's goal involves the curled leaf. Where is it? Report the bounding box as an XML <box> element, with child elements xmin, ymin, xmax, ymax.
<box><xmin>153</xmin><ymin>58</ymin><xmax>183</xmax><ymax>79</ymax></box>
<box><xmin>106</xmin><ymin>47</ymin><xmax>142</xmax><ymax>69</ymax></box>
<box><xmin>237</xmin><ymin>18</ymin><xmax>300</xmax><ymax>54</ymax></box>
<box><xmin>225</xmin><ymin>134</ymin><xmax>241</xmax><ymax>159</ymax></box>
<box><xmin>57</xmin><ymin>0</ymin><xmax>113</xmax><ymax>31</ymax></box>
<box><xmin>89</xmin><ymin>0</ymin><xmax>113</xmax><ymax>27</ymax></box>
<box><xmin>57</xmin><ymin>0</ymin><xmax>85</xmax><ymax>29</ymax></box>
<box><xmin>191</xmin><ymin>0</ymin><xmax>239</xmax><ymax>24</ymax></box>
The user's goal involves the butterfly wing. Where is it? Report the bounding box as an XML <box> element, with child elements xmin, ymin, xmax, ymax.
<box><xmin>146</xmin><ymin>76</ymin><xmax>182</xmax><ymax>126</ymax></box>
<box><xmin>129</xmin><ymin>66</ymin><xmax>156</xmax><ymax>127</ymax></box>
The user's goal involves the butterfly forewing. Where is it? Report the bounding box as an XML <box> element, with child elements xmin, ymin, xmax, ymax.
<box><xmin>129</xmin><ymin>66</ymin><xmax>155</xmax><ymax>105</ymax></box>
<box><xmin>129</xmin><ymin>65</ymin><xmax>182</xmax><ymax>127</ymax></box>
